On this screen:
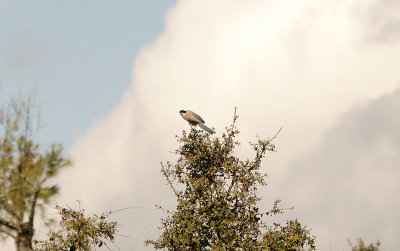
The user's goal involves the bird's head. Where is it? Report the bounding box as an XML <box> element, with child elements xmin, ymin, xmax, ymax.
<box><xmin>179</xmin><ymin>110</ymin><xmax>186</xmax><ymax>118</ymax></box>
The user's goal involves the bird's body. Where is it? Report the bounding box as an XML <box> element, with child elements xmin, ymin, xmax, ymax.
<box><xmin>179</xmin><ymin>110</ymin><xmax>215</xmax><ymax>134</ymax></box>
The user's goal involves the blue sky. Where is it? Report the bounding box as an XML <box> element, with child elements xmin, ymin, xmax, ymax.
<box><xmin>0</xmin><ymin>0</ymin><xmax>176</xmax><ymax>149</ymax></box>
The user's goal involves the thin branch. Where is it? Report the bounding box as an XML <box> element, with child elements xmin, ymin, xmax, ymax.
<box><xmin>226</xmin><ymin>107</ymin><xmax>239</xmax><ymax>195</ymax></box>
<box><xmin>267</xmin><ymin>127</ymin><xmax>283</xmax><ymax>143</ymax></box>
<box><xmin>27</xmin><ymin>188</ymin><xmax>41</xmax><ymax>238</ymax></box>
<box><xmin>0</xmin><ymin>196</ymin><xmax>21</xmax><ymax>221</ymax></box>
<box><xmin>227</xmin><ymin>164</ymin><xmax>238</xmax><ymax>195</ymax></box>
<box><xmin>230</xmin><ymin>107</ymin><xmax>237</xmax><ymax>134</ymax></box>
<box><xmin>161</xmin><ymin>163</ymin><xmax>179</xmax><ymax>198</ymax></box>
<box><xmin>155</xmin><ymin>205</ymin><xmax>172</xmax><ymax>214</ymax></box>
<box><xmin>131</xmin><ymin>223</ymin><xmax>149</xmax><ymax>251</ymax></box>
<box><xmin>0</xmin><ymin>228</ymin><xmax>16</xmax><ymax>238</ymax></box>
<box><xmin>0</xmin><ymin>217</ymin><xmax>17</xmax><ymax>231</ymax></box>
<box><xmin>227</xmin><ymin>178</ymin><xmax>235</xmax><ymax>195</ymax></box>
<box><xmin>103</xmin><ymin>240</ymin><xmax>119</xmax><ymax>251</ymax></box>
<box><xmin>249</xmin><ymin>127</ymin><xmax>283</xmax><ymax>149</ymax></box>
<box><xmin>110</xmin><ymin>207</ymin><xmax>144</xmax><ymax>214</ymax></box>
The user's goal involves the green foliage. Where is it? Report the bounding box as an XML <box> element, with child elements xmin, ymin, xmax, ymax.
<box><xmin>0</xmin><ymin>94</ymin><xmax>70</xmax><ymax>250</ymax></box>
<box><xmin>34</xmin><ymin>202</ymin><xmax>118</xmax><ymax>251</ymax></box>
<box><xmin>146</xmin><ymin>111</ymin><xmax>315</xmax><ymax>250</ymax></box>
<box><xmin>347</xmin><ymin>238</ymin><xmax>381</xmax><ymax>251</ymax></box>
<box><xmin>262</xmin><ymin>219</ymin><xmax>315</xmax><ymax>250</ymax></box>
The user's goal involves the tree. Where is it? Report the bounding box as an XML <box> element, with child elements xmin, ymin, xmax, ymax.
<box><xmin>146</xmin><ymin>110</ymin><xmax>315</xmax><ymax>250</ymax></box>
<box><xmin>34</xmin><ymin>202</ymin><xmax>118</xmax><ymax>251</ymax></box>
<box><xmin>0</xmin><ymin>94</ymin><xmax>70</xmax><ymax>251</ymax></box>
<box><xmin>347</xmin><ymin>238</ymin><xmax>381</xmax><ymax>251</ymax></box>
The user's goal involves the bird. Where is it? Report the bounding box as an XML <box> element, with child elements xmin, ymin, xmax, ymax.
<box><xmin>179</xmin><ymin>110</ymin><xmax>215</xmax><ymax>134</ymax></box>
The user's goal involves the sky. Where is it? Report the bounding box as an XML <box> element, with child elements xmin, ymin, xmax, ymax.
<box><xmin>1</xmin><ymin>0</ymin><xmax>400</xmax><ymax>250</ymax></box>
<box><xmin>0</xmin><ymin>0</ymin><xmax>176</xmax><ymax>149</ymax></box>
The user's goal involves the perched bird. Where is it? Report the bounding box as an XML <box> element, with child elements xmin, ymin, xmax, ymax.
<box><xmin>179</xmin><ymin>110</ymin><xmax>215</xmax><ymax>134</ymax></box>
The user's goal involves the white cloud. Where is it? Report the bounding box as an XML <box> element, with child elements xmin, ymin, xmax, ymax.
<box><xmin>279</xmin><ymin>89</ymin><xmax>400</xmax><ymax>249</ymax></box>
<box><xmin>59</xmin><ymin>0</ymin><xmax>400</xmax><ymax>250</ymax></box>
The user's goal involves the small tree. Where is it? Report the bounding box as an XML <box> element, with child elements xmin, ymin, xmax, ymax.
<box><xmin>146</xmin><ymin>110</ymin><xmax>315</xmax><ymax>250</ymax></box>
<box><xmin>34</xmin><ymin>202</ymin><xmax>118</xmax><ymax>251</ymax></box>
<box><xmin>0</xmin><ymin>94</ymin><xmax>70</xmax><ymax>250</ymax></box>
<box><xmin>347</xmin><ymin>238</ymin><xmax>381</xmax><ymax>251</ymax></box>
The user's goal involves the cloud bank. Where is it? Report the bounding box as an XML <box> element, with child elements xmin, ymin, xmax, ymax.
<box><xmin>280</xmin><ymin>88</ymin><xmax>400</xmax><ymax>249</ymax></box>
<box><xmin>59</xmin><ymin>0</ymin><xmax>400</xmax><ymax>250</ymax></box>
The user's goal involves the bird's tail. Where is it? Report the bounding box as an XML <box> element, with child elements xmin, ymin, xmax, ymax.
<box><xmin>199</xmin><ymin>124</ymin><xmax>215</xmax><ymax>134</ymax></box>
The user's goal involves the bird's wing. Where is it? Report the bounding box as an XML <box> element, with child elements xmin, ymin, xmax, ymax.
<box><xmin>198</xmin><ymin>124</ymin><xmax>215</xmax><ymax>134</ymax></box>
<box><xmin>194</xmin><ymin>113</ymin><xmax>205</xmax><ymax>123</ymax></box>
<box><xmin>185</xmin><ymin>111</ymin><xmax>205</xmax><ymax>124</ymax></box>
<box><xmin>185</xmin><ymin>116</ymin><xmax>203</xmax><ymax>124</ymax></box>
